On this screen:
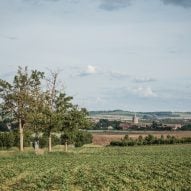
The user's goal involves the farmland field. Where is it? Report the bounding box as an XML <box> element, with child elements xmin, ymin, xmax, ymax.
<box><xmin>92</xmin><ymin>131</ymin><xmax>191</xmax><ymax>145</ymax></box>
<box><xmin>0</xmin><ymin>144</ymin><xmax>191</xmax><ymax>191</ymax></box>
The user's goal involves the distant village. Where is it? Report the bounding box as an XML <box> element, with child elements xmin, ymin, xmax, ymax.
<box><xmin>90</xmin><ymin>114</ymin><xmax>189</xmax><ymax>131</ymax></box>
<box><xmin>119</xmin><ymin>115</ymin><xmax>182</xmax><ymax>131</ymax></box>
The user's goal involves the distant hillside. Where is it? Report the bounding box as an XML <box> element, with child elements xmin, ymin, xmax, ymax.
<box><xmin>89</xmin><ymin>110</ymin><xmax>191</xmax><ymax>120</ymax></box>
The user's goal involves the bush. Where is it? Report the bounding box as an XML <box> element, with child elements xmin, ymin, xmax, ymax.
<box><xmin>0</xmin><ymin>132</ymin><xmax>15</xmax><ymax>149</ymax></box>
<box><xmin>38</xmin><ymin>134</ymin><xmax>60</xmax><ymax>148</ymax></box>
<box><xmin>13</xmin><ymin>129</ymin><xmax>33</xmax><ymax>147</ymax></box>
<box><xmin>75</xmin><ymin>131</ymin><xmax>92</xmax><ymax>147</ymax></box>
<box><xmin>110</xmin><ymin>140</ymin><xmax>136</xmax><ymax>147</ymax></box>
<box><xmin>110</xmin><ymin>141</ymin><xmax>126</xmax><ymax>146</ymax></box>
<box><xmin>110</xmin><ymin>134</ymin><xmax>191</xmax><ymax>147</ymax></box>
<box><xmin>144</xmin><ymin>134</ymin><xmax>155</xmax><ymax>145</ymax></box>
<box><xmin>124</xmin><ymin>134</ymin><xmax>129</xmax><ymax>140</ymax></box>
<box><xmin>38</xmin><ymin>135</ymin><xmax>47</xmax><ymax>148</ymax></box>
<box><xmin>127</xmin><ymin>140</ymin><xmax>136</xmax><ymax>146</ymax></box>
<box><xmin>60</xmin><ymin>131</ymin><xmax>76</xmax><ymax>145</ymax></box>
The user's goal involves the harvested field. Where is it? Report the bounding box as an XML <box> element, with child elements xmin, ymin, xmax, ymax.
<box><xmin>92</xmin><ymin>134</ymin><xmax>123</xmax><ymax>145</ymax></box>
<box><xmin>92</xmin><ymin>131</ymin><xmax>191</xmax><ymax>145</ymax></box>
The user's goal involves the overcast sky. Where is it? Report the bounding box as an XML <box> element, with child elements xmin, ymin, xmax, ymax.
<box><xmin>0</xmin><ymin>0</ymin><xmax>191</xmax><ymax>111</ymax></box>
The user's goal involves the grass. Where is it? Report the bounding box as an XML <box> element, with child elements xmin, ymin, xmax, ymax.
<box><xmin>0</xmin><ymin>144</ymin><xmax>191</xmax><ymax>191</ymax></box>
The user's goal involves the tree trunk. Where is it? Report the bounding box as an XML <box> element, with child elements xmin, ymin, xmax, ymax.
<box><xmin>19</xmin><ymin>118</ymin><xmax>24</xmax><ymax>152</ymax></box>
<box><xmin>65</xmin><ymin>141</ymin><xmax>68</xmax><ymax>152</ymax></box>
<box><xmin>34</xmin><ymin>132</ymin><xmax>39</xmax><ymax>152</ymax></box>
<box><xmin>48</xmin><ymin>134</ymin><xmax>52</xmax><ymax>152</ymax></box>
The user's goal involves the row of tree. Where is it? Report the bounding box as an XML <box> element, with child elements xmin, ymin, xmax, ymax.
<box><xmin>0</xmin><ymin>67</ymin><xmax>91</xmax><ymax>151</ymax></box>
<box><xmin>92</xmin><ymin>119</ymin><xmax>121</xmax><ymax>130</ymax></box>
<box><xmin>110</xmin><ymin>134</ymin><xmax>191</xmax><ymax>146</ymax></box>
<box><xmin>0</xmin><ymin>130</ymin><xmax>92</xmax><ymax>150</ymax></box>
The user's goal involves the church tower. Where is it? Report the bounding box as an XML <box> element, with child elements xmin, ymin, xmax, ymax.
<box><xmin>132</xmin><ymin>114</ymin><xmax>138</xmax><ymax>124</ymax></box>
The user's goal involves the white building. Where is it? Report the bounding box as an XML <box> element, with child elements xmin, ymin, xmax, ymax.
<box><xmin>132</xmin><ymin>114</ymin><xmax>139</xmax><ymax>124</ymax></box>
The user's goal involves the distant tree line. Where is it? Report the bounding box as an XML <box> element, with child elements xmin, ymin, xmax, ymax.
<box><xmin>110</xmin><ymin>134</ymin><xmax>191</xmax><ymax>147</ymax></box>
<box><xmin>92</xmin><ymin>119</ymin><xmax>121</xmax><ymax>130</ymax></box>
<box><xmin>179</xmin><ymin>124</ymin><xmax>191</xmax><ymax>131</ymax></box>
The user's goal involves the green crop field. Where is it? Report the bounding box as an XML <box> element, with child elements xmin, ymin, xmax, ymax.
<box><xmin>0</xmin><ymin>145</ymin><xmax>191</xmax><ymax>191</ymax></box>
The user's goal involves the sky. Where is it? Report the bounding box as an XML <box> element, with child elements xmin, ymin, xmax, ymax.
<box><xmin>0</xmin><ymin>0</ymin><xmax>191</xmax><ymax>112</ymax></box>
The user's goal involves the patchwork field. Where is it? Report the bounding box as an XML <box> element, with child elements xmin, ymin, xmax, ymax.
<box><xmin>0</xmin><ymin>144</ymin><xmax>191</xmax><ymax>191</ymax></box>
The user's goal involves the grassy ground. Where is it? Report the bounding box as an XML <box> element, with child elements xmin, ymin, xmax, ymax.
<box><xmin>0</xmin><ymin>144</ymin><xmax>191</xmax><ymax>191</ymax></box>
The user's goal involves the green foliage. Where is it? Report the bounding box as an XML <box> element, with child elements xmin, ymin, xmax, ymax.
<box><xmin>110</xmin><ymin>134</ymin><xmax>191</xmax><ymax>147</ymax></box>
<box><xmin>74</xmin><ymin>131</ymin><xmax>93</xmax><ymax>147</ymax></box>
<box><xmin>0</xmin><ymin>130</ymin><xmax>33</xmax><ymax>149</ymax></box>
<box><xmin>13</xmin><ymin>129</ymin><xmax>33</xmax><ymax>147</ymax></box>
<box><xmin>0</xmin><ymin>67</ymin><xmax>45</xmax><ymax>151</ymax></box>
<box><xmin>0</xmin><ymin>132</ymin><xmax>15</xmax><ymax>149</ymax></box>
<box><xmin>37</xmin><ymin>134</ymin><xmax>60</xmax><ymax>148</ymax></box>
<box><xmin>93</xmin><ymin>119</ymin><xmax>121</xmax><ymax>130</ymax></box>
<box><xmin>180</xmin><ymin>124</ymin><xmax>191</xmax><ymax>130</ymax></box>
<box><xmin>144</xmin><ymin>134</ymin><xmax>155</xmax><ymax>145</ymax></box>
<box><xmin>0</xmin><ymin>121</ymin><xmax>9</xmax><ymax>132</ymax></box>
<box><xmin>0</xmin><ymin>67</ymin><xmax>90</xmax><ymax>151</ymax></box>
<box><xmin>60</xmin><ymin>131</ymin><xmax>76</xmax><ymax>145</ymax></box>
<box><xmin>0</xmin><ymin>67</ymin><xmax>44</xmax><ymax>125</ymax></box>
<box><xmin>61</xmin><ymin>106</ymin><xmax>91</xmax><ymax>132</ymax></box>
<box><xmin>60</xmin><ymin>130</ymin><xmax>93</xmax><ymax>147</ymax></box>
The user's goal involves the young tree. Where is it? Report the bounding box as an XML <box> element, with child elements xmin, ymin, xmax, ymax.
<box><xmin>0</xmin><ymin>67</ymin><xmax>44</xmax><ymax>151</ymax></box>
<box><xmin>42</xmin><ymin>71</ymin><xmax>73</xmax><ymax>152</ymax></box>
<box><xmin>60</xmin><ymin>106</ymin><xmax>91</xmax><ymax>149</ymax></box>
<box><xmin>26</xmin><ymin>70</ymin><xmax>45</xmax><ymax>150</ymax></box>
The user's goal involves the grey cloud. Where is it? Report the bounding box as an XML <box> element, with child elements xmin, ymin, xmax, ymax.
<box><xmin>110</xmin><ymin>71</ymin><xmax>130</xmax><ymax>79</ymax></box>
<box><xmin>109</xmin><ymin>72</ymin><xmax>156</xmax><ymax>83</ymax></box>
<box><xmin>78</xmin><ymin>72</ymin><xmax>91</xmax><ymax>77</ymax></box>
<box><xmin>0</xmin><ymin>34</ymin><xmax>18</xmax><ymax>40</ymax></box>
<box><xmin>99</xmin><ymin>0</ymin><xmax>132</xmax><ymax>11</ymax></box>
<box><xmin>168</xmin><ymin>50</ymin><xmax>178</xmax><ymax>54</ymax></box>
<box><xmin>134</xmin><ymin>77</ymin><xmax>156</xmax><ymax>83</ymax></box>
<box><xmin>22</xmin><ymin>0</ymin><xmax>79</xmax><ymax>5</ymax></box>
<box><xmin>161</xmin><ymin>0</ymin><xmax>191</xmax><ymax>8</ymax></box>
<box><xmin>23</xmin><ymin>0</ymin><xmax>60</xmax><ymax>3</ymax></box>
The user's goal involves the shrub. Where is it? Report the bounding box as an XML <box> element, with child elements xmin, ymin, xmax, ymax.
<box><xmin>124</xmin><ymin>134</ymin><xmax>129</xmax><ymax>140</ymax></box>
<box><xmin>137</xmin><ymin>135</ymin><xmax>143</xmax><ymax>145</ymax></box>
<box><xmin>110</xmin><ymin>134</ymin><xmax>191</xmax><ymax>147</ymax></box>
<box><xmin>127</xmin><ymin>140</ymin><xmax>136</xmax><ymax>146</ymax></box>
<box><xmin>60</xmin><ymin>131</ymin><xmax>76</xmax><ymax>145</ymax></box>
<box><xmin>38</xmin><ymin>134</ymin><xmax>60</xmax><ymax>148</ymax></box>
<box><xmin>13</xmin><ymin>129</ymin><xmax>33</xmax><ymax>147</ymax></box>
<box><xmin>0</xmin><ymin>132</ymin><xmax>15</xmax><ymax>149</ymax></box>
<box><xmin>110</xmin><ymin>141</ymin><xmax>127</xmax><ymax>146</ymax></box>
<box><xmin>144</xmin><ymin>134</ymin><xmax>155</xmax><ymax>145</ymax></box>
<box><xmin>75</xmin><ymin>131</ymin><xmax>93</xmax><ymax>147</ymax></box>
